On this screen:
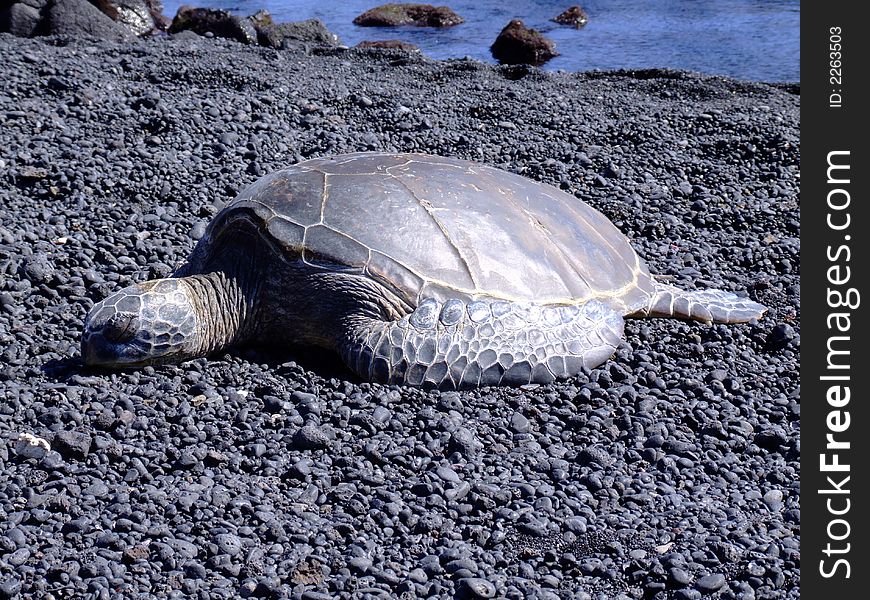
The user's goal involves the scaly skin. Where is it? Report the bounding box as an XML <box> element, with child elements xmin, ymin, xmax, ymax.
<box><xmin>635</xmin><ymin>282</ymin><xmax>767</xmax><ymax>324</ymax></box>
<box><xmin>339</xmin><ymin>297</ymin><xmax>625</xmax><ymax>389</ymax></box>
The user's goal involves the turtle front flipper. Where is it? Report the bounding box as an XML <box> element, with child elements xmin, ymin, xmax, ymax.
<box><xmin>339</xmin><ymin>298</ymin><xmax>624</xmax><ymax>389</ymax></box>
<box><xmin>634</xmin><ymin>282</ymin><xmax>767</xmax><ymax>324</ymax></box>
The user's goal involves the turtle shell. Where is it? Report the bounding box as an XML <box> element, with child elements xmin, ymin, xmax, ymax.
<box><xmin>198</xmin><ymin>152</ymin><xmax>657</xmax><ymax>312</ymax></box>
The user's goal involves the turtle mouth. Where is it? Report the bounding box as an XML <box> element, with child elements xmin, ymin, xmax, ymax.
<box><xmin>81</xmin><ymin>326</ymin><xmax>151</xmax><ymax>368</ymax></box>
<box><xmin>81</xmin><ymin>328</ymin><xmax>185</xmax><ymax>368</ymax></box>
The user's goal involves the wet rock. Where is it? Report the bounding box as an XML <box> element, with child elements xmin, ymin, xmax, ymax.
<box><xmin>353</xmin><ymin>3</ymin><xmax>464</xmax><ymax>28</ymax></box>
<box><xmin>356</xmin><ymin>39</ymin><xmax>420</xmax><ymax>53</ymax></box>
<box><xmin>169</xmin><ymin>6</ymin><xmax>257</xmax><ymax>44</ymax></box>
<box><xmin>491</xmin><ymin>19</ymin><xmax>559</xmax><ymax>65</ymax></box>
<box><xmin>552</xmin><ymin>6</ymin><xmax>589</xmax><ymax>28</ymax></box>
<box><xmin>95</xmin><ymin>0</ymin><xmax>168</xmax><ymax>36</ymax></box>
<box><xmin>256</xmin><ymin>18</ymin><xmax>340</xmax><ymax>49</ymax></box>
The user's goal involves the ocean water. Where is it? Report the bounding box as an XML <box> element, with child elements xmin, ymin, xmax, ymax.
<box><xmin>162</xmin><ymin>0</ymin><xmax>800</xmax><ymax>82</ymax></box>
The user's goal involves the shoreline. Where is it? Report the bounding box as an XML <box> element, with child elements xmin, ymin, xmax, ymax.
<box><xmin>2</xmin><ymin>0</ymin><xmax>800</xmax><ymax>82</ymax></box>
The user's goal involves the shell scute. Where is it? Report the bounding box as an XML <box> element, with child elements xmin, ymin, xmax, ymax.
<box><xmin>302</xmin><ymin>224</ymin><xmax>369</xmax><ymax>269</ymax></box>
<box><xmin>266</xmin><ymin>217</ymin><xmax>305</xmax><ymax>252</ymax></box>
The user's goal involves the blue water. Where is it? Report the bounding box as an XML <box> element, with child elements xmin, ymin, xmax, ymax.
<box><xmin>162</xmin><ymin>0</ymin><xmax>799</xmax><ymax>82</ymax></box>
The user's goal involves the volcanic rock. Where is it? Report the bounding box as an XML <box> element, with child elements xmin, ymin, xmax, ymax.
<box><xmin>255</xmin><ymin>18</ymin><xmax>340</xmax><ymax>49</ymax></box>
<box><xmin>491</xmin><ymin>19</ymin><xmax>558</xmax><ymax>65</ymax></box>
<box><xmin>0</xmin><ymin>2</ymin><xmax>42</xmax><ymax>36</ymax></box>
<box><xmin>169</xmin><ymin>6</ymin><xmax>257</xmax><ymax>44</ymax></box>
<box><xmin>356</xmin><ymin>39</ymin><xmax>420</xmax><ymax>52</ymax></box>
<box><xmin>42</xmin><ymin>0</ymin><xmax>133</xmax><ymax>40</ymax></box>
<box><xmin>552</xmin><ymin>5</ymin><xmax>589</xmax><ymax>28</ymax></box>
<box><xmin>353</xmin><ymin>3</ymin><xmax>463</xmax><ymax>28</ymax></box>
<box><xmin>92</xmin><ymin>0</ymin><xmax>167</xmax><ymax>35</ymax></box>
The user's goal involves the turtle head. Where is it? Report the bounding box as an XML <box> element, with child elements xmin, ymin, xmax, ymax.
<box><xmin>81</xmin><ymin>278</ymin><xmax>201</xmax><ymax>367</ymax></box>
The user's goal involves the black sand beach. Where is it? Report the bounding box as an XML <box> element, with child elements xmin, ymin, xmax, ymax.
<box><xmin>0</xmin><ymin>32</ymin><xmax>799</xmax><ymax>599</ymax></box>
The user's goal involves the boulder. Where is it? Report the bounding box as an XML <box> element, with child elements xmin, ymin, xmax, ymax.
<box><xmin>19</xmin><ymin>0</ymin><xmax>50</xmax><ymax>9</ymax></box>
<box><xmin>169</xmin><ymin>6</ymin><xmax>257</xmax><ymax>44</ymax></box>
<box><xmin>1</xmin><ymin>0</ymin><xmax>168</xmax><ymax>38</ymax></box>
<box><xmin>0</xmin><ymin>3</ymin><xmax>42</xmax><ymax>36</ymax></box>
<box><xmin>490</xmin><ymin>19</ymin><xmax>558</xmax><ymax>65</ymax></box>
<box><xmin>356</xmin><ymin>39</ymin><xmax>419</xmax><ymax>52</ymax></box>
<box><xmin>552</xmin><ymin>5</ymin><xmax>588</xmax><ymax>28</ymax></box>
<box><xmin>42</xmin><ymin>0</ymin><xmax>133</xmax><ymax>40</ymax></box>
<box><xmin>353</xmin><ymin>3</ymin><xmax>463</xmax><ymax>28</ymax></box>
<box><xmin>255</xmin><ymin>18</ymin><xmax>340</xmax><ymax>49</ymax></box>
<box><xmin>142</xmin><ymin>0</ymin><xmax>166</xmax><ymax>27</ymax></box>
<box><xmin>92</xmin><ymin>0</ymin><xmax>166</xmax><ymax>35</ymax></box>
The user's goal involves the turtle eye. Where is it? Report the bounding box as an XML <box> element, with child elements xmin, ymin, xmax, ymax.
<box><xmin>103</xmin><ymin>313</ymin><xmax>141</xmax><ymax>344</ymax></box>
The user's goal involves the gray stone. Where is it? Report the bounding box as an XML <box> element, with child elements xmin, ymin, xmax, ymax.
<box><xmin>293</xmin><ymin>425</ymin><xmax>332</xmax><ymax>450</ymax></box>
<box><xmin>169</xmin><ymin>6</ymin><xmax>257</xmax><ymax>44</ymax></box>
<box><xmin>0</xmin><ymin>3</ymin><xmax>41</xmax><ymax>37</ymax></box>
<box><xmin>448</xmin><ymin>427</ymin><xmax>483</xmax><ymax>458</ymax></box>
<box><xmin>669</xmin><ymin>567</ymin><xmax>693</xmax><ymax>586</ymax></box>
<box><xmin>696</xmin><ymin>573</ymin><xmax>726</xmax><ymax>593</ymax></box>
<box><xmin>214</xmin><ymin>533</ymin><xmax>243</xmax><ymax>556</ymax></box>
<box><xmin>43</xmin><ymin>0</ymin><xmax>133</xmax><ymax>40</ymax></box>
<box><xmin>256</xmin><ymin>19</ymin><xmax>340</xmax><ymax>49</ymax></box>
<box><xmin>53</xmin><ymin>430</ymin><xmax>92</xmax><ymax>460</ymax></box>
<box><xmin>510</xmin><ymin>411</ymin><xmax>531</xmax><ymax>433</ymax></box>
<box><xmin>456</xmin><ymin>577</ymin><xmax>496</xmax><ymax>598</ymax></box>
<box><xmin>763</xmin><ymin>489</ymin><xmax>784</xmax><ymax>511</ymax></box>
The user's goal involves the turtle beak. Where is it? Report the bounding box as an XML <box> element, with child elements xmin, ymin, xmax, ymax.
<box><xmin>81</xmin><ymin>307</ymin><xmax>141</xmax><ymax>367</ymax></box>
<box><xmin>81</xmin><ymin>332</ymin><xmax>116</xmax><ymax>367</ymax></box>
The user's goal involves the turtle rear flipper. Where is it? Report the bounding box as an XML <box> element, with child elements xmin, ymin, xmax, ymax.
<box><xmin>340</xmin><ymin>298</ymin><xmax>625</xmax><ymax>390</ymax></box>
<box><xmin>634</xmin><ymin>282</ymin><xmax>766</xmax><ymax>324</ymax></box>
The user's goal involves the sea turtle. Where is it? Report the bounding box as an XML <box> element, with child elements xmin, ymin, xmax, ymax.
<box><xmin>81</xmin><ymin>152</ymin><xmax>766</xmax><ymax>388</ymax></box>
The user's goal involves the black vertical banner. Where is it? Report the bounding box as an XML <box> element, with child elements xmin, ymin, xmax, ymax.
<box><xmin>802</xmin><ymin>4</ymin><xmax>870</xmax><ymax>597</ymax></box>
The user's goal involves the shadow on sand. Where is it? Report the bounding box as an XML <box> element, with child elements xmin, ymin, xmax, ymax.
<box><xmin>41</xmin><ymin>345</ymin><xmax>360</xmax><ymax>385</ymax></box>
